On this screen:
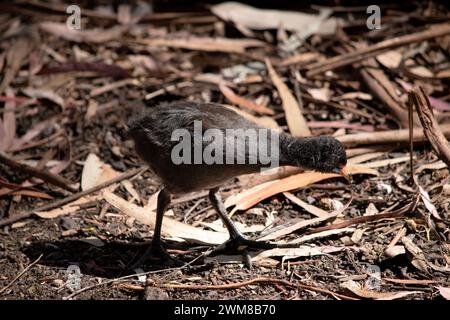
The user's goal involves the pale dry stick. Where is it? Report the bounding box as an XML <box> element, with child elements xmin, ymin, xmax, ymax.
<box><xmin>157</xmin><ymin>276</ymin><xmax>358</xmax><ymax>300</ymax></box>
<box><xmin>0</xmin><ymin>151</ymin><xmax>77</xmax><ymax>192</ymax></box>
<box><xmin>411</xmin><ymin>86</ymin><xmax>450</xmax><ymax>168</ymax></box>
<box><xmin>0</xmin><ymin>254</ymin><xmax>43</xmax><ymax>295</ymax></box>
<box><xmin>90</xmin><ymin>79</ymin><xmax>139</xmax><ymax>97</ymax></box>
<box><xmin>0</xmin><ymin>167</ymin><xmax>146</xmax><ymax>227</ymax></box>
<box><xmin>387</xmin><ymin>227</ymin><xmax>407</xmax><ymax>249</ymax></box>
<box><xmin>337</xmin><ymin>124</ymin><xmax>450</xmax><ymax>147</ymax></box>
<box><xmin>306</xmin><ymin>23</ymin><xmax>450</xmax><ymax>76</ymax></box>
<box><xmin>145</xmin><ymin>81</ymin><xmax>192</xmax><ymax>100</ymax></box>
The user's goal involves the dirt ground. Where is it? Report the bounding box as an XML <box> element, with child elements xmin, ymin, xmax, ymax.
<box><xmin>0</xmin><ymin>1</ymin><xmax>449</xmax><ymax>300</ymax></box>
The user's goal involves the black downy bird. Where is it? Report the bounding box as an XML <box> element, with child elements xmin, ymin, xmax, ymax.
<box><xmin>129</xmin><ymin>101</ymin><xmax>349</xmax><ymax>266</ymax></box>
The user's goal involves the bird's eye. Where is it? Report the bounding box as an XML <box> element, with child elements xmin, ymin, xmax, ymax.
<box><xmin>332</xmin><ymin>167</ymin><xmax>341</xmax><ymax>174</ymax></box>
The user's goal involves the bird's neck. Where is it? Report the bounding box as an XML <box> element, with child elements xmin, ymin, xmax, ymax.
<box><xmin>279</xmin><ymin>134</ymin><xmax>319</xmax><ymax>170</ymax></box>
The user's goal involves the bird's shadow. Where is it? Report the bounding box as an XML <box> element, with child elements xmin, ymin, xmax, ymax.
<box><xmin>21</xmin><ymin>239</ymin><xmax>196</xmax><ymax>279</ymax></box>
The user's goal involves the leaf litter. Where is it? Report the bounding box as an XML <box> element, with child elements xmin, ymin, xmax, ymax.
<box><xmin>0</xmin><ymin>1</ymin><xmax>449</xmax><ymax>300</ymax></box>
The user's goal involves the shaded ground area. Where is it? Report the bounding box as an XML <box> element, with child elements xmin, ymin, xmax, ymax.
<box><xmin>0</xmin><ymin>1</ymin><xmax>449</xmax><ymax>300</ymax></box>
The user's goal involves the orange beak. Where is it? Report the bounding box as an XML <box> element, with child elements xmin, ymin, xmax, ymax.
<box><xmin>340</xmin><ymin>165</ymin><xmax>351</xmax><ymax>182</ymax></box>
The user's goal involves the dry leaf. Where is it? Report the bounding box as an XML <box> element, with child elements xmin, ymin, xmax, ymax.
<box><xmin>418</xmin><ymin>185</ymin><xmax>441</xmax><ymax>220</ymax></box>
<box><xmin>81</xmin><ymin>153</ymin><xmax>104</xmax><ymax>191</ymax></box>
<box><xmin>103</xmin><ymin>191</ymin><xmax>228</xmax><ymax>245</ymax></box>
<box><xmin>22</xmin><ymin>88</ymin><xmax>65</xmax><ymax>109</ymax></box>
<box><xmin>265</xmin><ymin>59</ymin><xmax>311</xmax><ymax>137</ymax></box>
<box><xmin>81</xmin><ymin>153</ymin><xmax>121</xmax><ymax>191</ymax></box>
<box><xmin>376</xmin><ymin>50</ymin><xmax>403</xmax><ymax>68</ymax></box>
<box><xmin>436</xmin><ymin>286</ymin><xmax>450</xmax><ymax>300</ymax></box>
<box><xmin>385</xmin><ymin>245</ymin><xmax>406</xmax><ymax>258</ymax></box>
<box><xmin>211</xmin><ymin>2</ymin><xmax>341</xmax><ymax>36</ymax></box>
<box><xmin>226</xmin><ymin>165</ymin><xmax>378</xmax><ymax>213</ymax></box>
<box><xmin>0</xmin><ymin>37</ymin><xmax>34</xmax><ymax>93</ymax></box>
<box><xmin>402</xmin><ymin>236</ymin><xmax>430</xmax><ymax>273</ymax></box>
<box><xmin>341</xmin><ymin>280</ymin><xmax>419</xmax><ymax>300</ymax></box>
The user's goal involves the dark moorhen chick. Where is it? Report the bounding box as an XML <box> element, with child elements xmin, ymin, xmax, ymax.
<box><xmin>129</xmin><ymin>101</ymin><xmax>348</xmax><ymax>266</ymax></box>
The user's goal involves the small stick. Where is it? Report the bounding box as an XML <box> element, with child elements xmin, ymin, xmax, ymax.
<box><xmin>0</xmin><ymin>151</ymin><xmax>77</xmax><ymax>193</ymax></box>
<box><xmin>305</xmin><ymin>196</ymin><xmax>419</xmax><ymax>235</ymax></box>
<box><xmin>0</xmin><ymin>254</ymin><xmax>43</xmax><ymax>295</ymax></box>
<box><xmin>408</xmin><ymin>93</ymin><xmax>415</xmax><ymax>185</ymax></box>
<box><xmin>337</xmin><ymin>124</ymin><xmax>450</xmax><ymax>146</ymax></box>
<box><xmin>0</xmin><ymin>167</ymin><xmax>146</xmax><ymax>227</ymax></box>
<box><xmin>158</xmin><ymin>276</ymin><xmax>357</xmax><ymax>300</ymax></box>
<box><xmin>306</xmin><ymin>23</ymin><xmax>450</xmax><ymax>76</ymax></box>
<box><xmin>411</xmin><ymin>86</ymin><xmax>450</xmax><ymax>168</ymax></box>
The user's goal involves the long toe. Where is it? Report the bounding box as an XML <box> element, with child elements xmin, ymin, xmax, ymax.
<box><xmin>130</xmin><ymin>243</ymin><xmax>184</xmax><ymax>270</ymax></box>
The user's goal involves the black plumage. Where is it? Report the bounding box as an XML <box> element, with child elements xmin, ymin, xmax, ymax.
<box><xmin>129</xmin><ymin>101</ymin><xmax>348</xmax><ymax>266</ymax></box>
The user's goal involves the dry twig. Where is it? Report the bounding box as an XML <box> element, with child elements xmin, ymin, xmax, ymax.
<box><xmin>0</xmin><ymin>254</ymin><xmax>43</xmax><ymax>295</ymax></box>
<box><xmin>306</xmin><ymin>23</ymin><xmax>450</xmax><ymax>76</ymax></box>
<box><xmin>0</xmin><ymin>151</ymin><xmax>77</xmax><ymax>192</ymax></box>
<box><xmin>0</xmin><ymin>167</ymin><xmax>145</xmax><ymax>227</ymax></box>
<box><xmin>410</xmin><ymin>86</ymin><xmax>450</xmax><ymax>167</ymax></box>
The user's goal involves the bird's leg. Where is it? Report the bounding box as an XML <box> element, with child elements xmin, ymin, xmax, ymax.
<box><xmin>208</xmin><ymin>188</ymin><xmax>277</xmax><ymax>263</ymax></box>
<box><xmin>149</xmin><ymin>188</ymin><xmax>171</xmax><ymax>258</ymax></box>
<box><xmin>131</xmin><ymin>188</ymin><xmax>180</xmax><ymax>269</ymax></box>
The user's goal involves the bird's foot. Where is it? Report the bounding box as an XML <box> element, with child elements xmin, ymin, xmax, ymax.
<box><xmin>130</xmin><ymin>242</ymin><xmax>184</xmax><ymax>271</ymax></box>
<box><xmin>210</xmin><ymin>235</ymin><xmax>277</xmax><ymax>268</ymax></box>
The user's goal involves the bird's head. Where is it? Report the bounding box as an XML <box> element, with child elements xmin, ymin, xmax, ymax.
<box><xmin>288</xmin><ymin>136</ymin><xmax>349</xmax><ymax>179</ymax></box>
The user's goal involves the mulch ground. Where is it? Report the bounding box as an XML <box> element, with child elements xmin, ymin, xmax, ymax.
<box><xmin>0</xmin><ymin>1</ymin><xmax>449</xmax><ymax>300</ymax></box>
